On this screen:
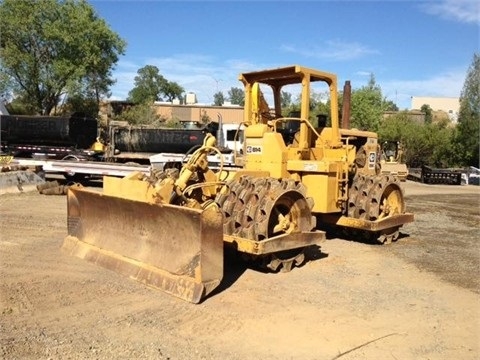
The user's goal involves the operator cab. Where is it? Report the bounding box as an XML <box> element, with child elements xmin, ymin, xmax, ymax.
<box><xmin>278</xmin><ymin>110</ymin><xmax>300</xmax><ymax>145</ymax></box>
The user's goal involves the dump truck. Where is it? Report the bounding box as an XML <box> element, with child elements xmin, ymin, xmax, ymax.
<box><xmin>63</xmin><ymin>65</ymin><xmax>414</xmax><ymax>303</ymax></box>
<box><xmin>103</xmin><ymin>120</ymin><xmax>221</xmax><ymax>164</ymax></box>
<box><xmin>0</xmin><ymin>112</ymin><xmax>100</xmax><ymax>160</ymax></box>
<box><xmin>1</xmin><ymin>115</ymin><xmax>229</xmax><ymax>180</ymax></box>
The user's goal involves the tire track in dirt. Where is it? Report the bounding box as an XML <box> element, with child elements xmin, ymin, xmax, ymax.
<box><xmin>1</xmin><ymin>184</ymin><xmax>479</xmax><ymax>359</ymax></box>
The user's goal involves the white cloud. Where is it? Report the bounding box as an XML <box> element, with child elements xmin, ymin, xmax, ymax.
<box><xmin>108</xmin><ymin>55</ymin><xmax>273</xmax><ymax>103</ymax></box>
<box><xmin>280</xmin><ymin>40</ymin><xmax>379</xmax><ymax>61</ymax></box>
<box><xmin>420</xmin><ymin>0</ymin><xmax>480</xmax><ymax>24</ymax></box>
<box><xmin>108</xmin><ymin>61</ymin><xmax>138</xmax><ymax>100</ymax></box>
<box><xmin>380</xmin><ymin>67</ymin><xmax>467</xmax><ymax>110</ymax></box>
<box><xmin>356</xmin><ymin>71</ymin><xmax>374</xmax><ymax>77</ymax></box>
<box><xmin>108</xmin><ymin>54</ymin><xmax>467</xmax><ymax>113</ymax></box>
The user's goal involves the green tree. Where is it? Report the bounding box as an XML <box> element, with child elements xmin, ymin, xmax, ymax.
<box><xmin>0</xmin><ymin>71</ymin><xmax>13</xmax><ymax>103</ymax></box>
<box><xmin>61</xmin><ymin>76</ymin><xmax>106</xmax><ymax>117</ymax></box>
<box><xmin>5</xmin><ymin>96</ymin><xmax>36</xmax><ymax>115</ymax></box>
<box><xmin>128</xmin><ymin>65</ymin><xmax>167</xmax><ymax>104</ymax></box>
<box><xmin>0</xmin><ymin>0</ymin><xmax>126</xmax><ymax>115</ymax></box>
<box><xmin>113</xmin><ymin>102</ymin><xmax>165</xmax><ymax>126</ymax></box>
<box><xmin>421</xmin><ymin>104</ymin><xmax>433</xmax><ymax>124</ymax></box>
<box><xmin>378</xmin><ymin>112</ymin><xmax>456</xmax><ymax>167</ymax></box>
<box><xmin>200</xmin><ymin>110</ymin><xmax>211</xmax><ymax>124</ymax></box>
<box><xmin>128</xmin><ymin>65</ymin><xmax>184</xmax><ymax>104</ymax></box>
<box><xmin>282</xmin><ymin>91</ymin><xmax>300</xmax><ymax>117</ymax></box>
<box><xmin>309</xmin><ymin>90</ymin><xmax>328</xmax><ymax>110</ymax></box>
<box><xmin>62</xmin><ymin>93</ymin><xmax>99</xmax><ymax>117</ymax></box>
<box><xmin>384</xmin><ymin>100</ymin><xmax>399</xmax><ymax>112</ymax></box>
<box><xmin>162</xmin><ymin>80</ymin><xmax>184</xmax><ymax>102</ymax></box>
<box><xmin>455</xmin><ymin>53</ymin><xmax>480</xmax><ymax>167</ymax></box>
<box><xmin>379</xmin><ymin>113</ymin><xmax>430</xmax><ymax>167</ymax></box>
<box><xmin>281</xmin><ymin>91</ymin><xmax>292</xmax><ymax>108</ymax></box>
<box><xmin>308</xmin><ymin>90</ymin><xmax>330</xmax><ymax>125</ymax></box>
<box><xmin>228</xmin><ymin>87</ymin><xmax>244</xmax><ymax>106</ymax></box>
<box><xmin>350</xmin><ymin>74</ymin><xmax>385</xmax><ymax>132</ymax></box>
<box><xmin>213</xmin><ymin>91</ymin><xmax>225</xmax><ymax>106</ymax></box>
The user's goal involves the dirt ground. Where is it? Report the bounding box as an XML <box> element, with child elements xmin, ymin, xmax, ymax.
<box><xmin>0</xmin><ymin>180</ymin><xmax>479</xmax><ymax>360</ymax></box>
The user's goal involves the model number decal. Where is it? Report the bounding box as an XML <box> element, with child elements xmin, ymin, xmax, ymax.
<box><xmin>246</xmin><ymin>145</ymin><xmax>262</xmax><ymax>154</ymax></box>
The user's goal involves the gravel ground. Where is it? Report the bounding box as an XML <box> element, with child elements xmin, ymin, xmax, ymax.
<box><xmin>0</xmin><ymin>180</ymin><xmax>479</xmax><ymax>360</ymax></box>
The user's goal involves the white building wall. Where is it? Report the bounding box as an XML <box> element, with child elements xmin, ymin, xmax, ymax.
<box><xmin>411</xmin><ymin>96</ymin><xmax>460</xmax><ymax>122</ymax></box>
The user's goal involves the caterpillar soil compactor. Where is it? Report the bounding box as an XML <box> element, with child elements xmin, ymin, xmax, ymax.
<box><xmin>380</xmin><ymin>141</ymin><xmax>409</xmax><ymax>181</ymax></box>
<box><xmin>62</xmin><ymin>65</ymin><xmax>414</xmax><ymax>303</ymax></box>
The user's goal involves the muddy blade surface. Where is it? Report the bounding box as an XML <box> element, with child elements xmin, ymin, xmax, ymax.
<box><xmin>62</xmin><ymin>187</ymin><xmax>224</xmax><ymax>304</ymax></box>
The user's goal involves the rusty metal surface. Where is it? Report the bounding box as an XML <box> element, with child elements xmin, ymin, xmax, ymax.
<box><xmin>62</xmin><ymin>187</ymin><xmax>224</xmax><ymax>304</ymax></box>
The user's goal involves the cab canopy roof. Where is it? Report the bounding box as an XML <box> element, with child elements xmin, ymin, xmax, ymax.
<box><xmin>239</xmin><ymin>65</ymin><xmax>337</xmax><ymax>88</ymax></box>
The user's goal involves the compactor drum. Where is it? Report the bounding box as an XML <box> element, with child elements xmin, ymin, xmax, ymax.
<box><xmin>63</xmin><ymin>65</ymin><xmax>413</xmax><ymax>303</ymax></box>
<box><xmin>346</xmin><ymin>174</ymin><xmax>406</xmax><ymax>243</ymax></box>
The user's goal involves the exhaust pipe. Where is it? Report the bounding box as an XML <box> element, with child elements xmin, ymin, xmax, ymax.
<box><xmin>342</xmin><ymin>80</ymin><xmax>351</xmax><ymax>129</ymax></box>
<box><xmin>216</xmin><ymin>113</ymin><xmax>226</xmax><ymax>149</ymax></box>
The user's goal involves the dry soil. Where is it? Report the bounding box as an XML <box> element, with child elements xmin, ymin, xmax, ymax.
<box><xmin>0</xmin><ymin>180</ymin><xmax>479</xmax><ymax>360</ymax></box>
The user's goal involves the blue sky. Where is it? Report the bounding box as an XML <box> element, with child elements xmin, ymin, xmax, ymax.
<box><xmin>90</xmin><ymin>0</ymin><xmax>479</xmax><ymax>110</ymax></box>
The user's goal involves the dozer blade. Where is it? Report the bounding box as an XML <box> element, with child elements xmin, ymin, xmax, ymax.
<box><xmin>62</xmin><ymin>186</ymin><xmax>224</xmax><ymax>304</ymax></box>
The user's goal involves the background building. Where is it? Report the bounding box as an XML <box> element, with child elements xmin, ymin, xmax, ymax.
<box><xmin>99</xmin><ymin>100</ymin><xmax>244</xmax><ymax>125</ymax></box>
<box><xmin>411</xmin><ymin>96</ymin><xmax>460</xmax><ymax>122</ymax></box>
<box><xmin>383</xmin><ymin>110</ymin><xmax>425</xmax><ymax>123</ymax></box>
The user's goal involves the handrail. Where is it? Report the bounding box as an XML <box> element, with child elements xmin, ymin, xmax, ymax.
<box><xmin>271</xmin><ymin>117</ymin><xmax>322</xmax><ymax>139</ymax></box>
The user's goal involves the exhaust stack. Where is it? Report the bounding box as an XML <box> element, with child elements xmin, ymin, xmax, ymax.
<box><xmin>342</xmin><ymin>80</ymin><xmax>351</xmax><ymax>129</ymax></box>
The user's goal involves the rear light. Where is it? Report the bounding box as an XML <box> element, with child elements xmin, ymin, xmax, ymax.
<box><xmin>189</xmin><ymin>135</ymin><xmax>198</xmax><ymax>142</ymax></box>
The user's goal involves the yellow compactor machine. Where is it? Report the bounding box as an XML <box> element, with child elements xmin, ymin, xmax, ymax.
<box><xmin>380</xmin><ymin>140</ymin><xmax>409</xmax><ymax>181</ymax></box>
<box><xmin>62</xmin><ymin>65</ymin><xmax>414</xmax><ymax>303</ymax></box>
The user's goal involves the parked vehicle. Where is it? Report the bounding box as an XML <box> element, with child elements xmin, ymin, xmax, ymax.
<box><xmin>0</xmin><ymin>112</ymin><xmax>101</xmax><ymax>160</ymax></box>
<box><xmin>380</xmin><ymin>141</ymin><xmax>409</xmax><ymax>181</ymax></box>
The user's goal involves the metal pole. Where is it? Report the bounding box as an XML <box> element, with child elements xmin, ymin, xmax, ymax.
<box><xmin>342</xmin><ymin>81</ymin><xmax>351</xmax><ymax>129</ymax></box>
<box><xmin>216</xmin><ymin>113</ymin><xmax>225</xmax><ymax>149</ymax></box>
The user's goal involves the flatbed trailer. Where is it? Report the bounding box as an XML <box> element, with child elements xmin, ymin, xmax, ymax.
<box><xmin>149</xmin><ymin>151</ymin><xmax>243</xmax><ymax>172</ymax></box>
<box><xmin>10</xmin><ymin>158</ymin><xmax>150</xmax><ymax>179</ymax></box>
<box><xmin>9</xmin><ymin>151</ymin><xmax>243</xmax><ymax>181</ymax></box>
